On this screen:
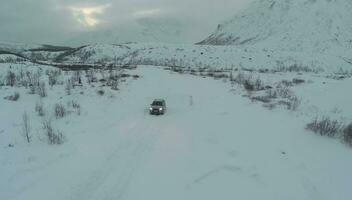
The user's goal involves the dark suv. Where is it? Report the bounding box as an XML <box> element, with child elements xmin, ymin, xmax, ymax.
<box><xmin>149</xmin><ymin>99</ymin><xmax>166</xmax><ymax>115</ymax></box>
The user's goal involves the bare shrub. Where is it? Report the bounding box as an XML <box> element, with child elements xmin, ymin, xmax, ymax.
<box><xmin>42</xmin><ymin>119</ymin><xmax>65</xmax><ymax>145</ymax></box>
<box><xmin>292</xmin><ymin>78</ymin><xmax>305</xmax><ymax>84</ymax></box>
<box><xmin>35</xmin><ymin>100</ymin><xmax>45</xmax><ymax>116</ymax></box>
<box><xmin>71</xmin><ymin>71</ymin><xmax>82</xmax><ymax>86</ymax></box>
<box><xmin>280</xmin><ymin>80</ymin><xmax>294</xmax><ymax>87</ymax></box>
<box><xmin>253</xmin><ymin>78</ymin><xmax>264</xmax><ymax>90</ymax></box>
<box><xmin>276</xmin><ymin>85</ymin><xmax>294</xmax><ymax>99</ymax></box>
<box><xmin>5</xmin><ymin>70</ymin><xmax>16</xmax><ymax>87</ymax></box>
<box><xmin>65</xmin><ymin>79</ymin><xmax>72</xmax><ymax>95</ymax></box>
<box><xmin>262</xmin><ymin>103</ymin><xmax>276</xmax><ymax>110</ymax></box>
<box><xmin>68</xmin><ymin>100</ymin><xmax>81</xmax><ymax>115</ymax></box>
<box><xmin>26</xmin><ymin>71</ymin><xmax>40</xmax><ymax>88</ymax></box>
<box><xmin>233</xmin><ymin>72</ymin><xmax>264</xmax><ymax>91</ymax></box>
<box><xmin>274</xmin><ymin>62</ymin><xmax>321</xmax><ymax>73</ymax></box>
<box><xmin>46</xmin><ymin>69</ymin><xmax>62</xmax><ymax>87</ymax></box>
<box><xmin>4</xmin><ymin>92</ymin><xmax>20</xmax><ymax>101</ymax></box>
<box><xmin>29</xmin><ymin>85</ymin><xmax>36</xmax><ymax>94</ymax></box>
<box><xmin>243</xmin><ymin>79</ymin><xmax>254</xmax><ymax>91</ymax></box>
<box><xmin>54</xmin><ymin>103</ymin><xmax>66</xmax><ymax>119</ymax></box>
<box><xmin>97</xmin><ymin>89</ymin><xmax>105</xmax><ymax>96</ymax></box>
<box><xmin>265</xmin><ymin>89</ymin><xmax>278</xmax><ymax>99</ymax></box>
<box><xmin>107</xmin><ymin>70</ymin><xmax>120</xmax><ymax>90</ymax></box>
<box><xmin>306</xmin><ymin>117</ymin><xmax>343</xmax><ymax>137</ymax></box>
<box><xmin>234</xmin><ymin>72</ymin><xmax>247</xmax><ymax>84</ymax></box>
<box><xmin>86</xmin><ymin>69</ymin><xmax>97</xmax><ymax>84</ymax></box>
<box><xmin>243</xmin><ymin>77</ymin><xmax>264</xmax><ymax>91</ymax></box>
<box><xmin>37</xmin><ymin>82</ymin><xmax>47</xmax><ymax>97</ymax></box>
<box><xmin>21</xmin><ymin>112</ymin><xmax>31</xmax><ymax>143</ymax></box>
<box><xmin>110</xmin><ymin>79</ymin><xmax>119</xmax><ymax>90</ymax></box>
<box><xmin>343</xmin><ymin>123</ymin><xmax>352</xmax><ymax>146</ymax></box>
<box><xmin>18</xmin><ymin>70</ymin><xmax>28</xmax><ymax>87</ymax></box>
<box><xmin>287</xmin><ymin>96</ymin><xmax>301</xmax><ymax>111</ymax></box>
<box><xmin>250</xmin><ymin>95</ymin><xmax>271</xmax><ymax>103</ymax></box>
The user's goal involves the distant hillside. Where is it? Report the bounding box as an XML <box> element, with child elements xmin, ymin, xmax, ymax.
<box><xmin>198</xmin><ymin>0</ymin><xmax>352</xmax><ymax>54</ymax></box>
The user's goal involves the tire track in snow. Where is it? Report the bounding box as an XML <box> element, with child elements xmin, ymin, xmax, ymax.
<box><xmin>69</xmin><ymin>117</ymin><xmax>161</xmax><ymax>200</ymax></box>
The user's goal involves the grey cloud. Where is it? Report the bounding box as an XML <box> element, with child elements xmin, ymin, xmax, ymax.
<box><xmin>0</xmin><ymin>0</ymin><xmax>252</xmax><ymax>45</ymax></box>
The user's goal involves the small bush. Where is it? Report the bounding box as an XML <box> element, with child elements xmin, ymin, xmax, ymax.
<box><xmin>54</xmin><ymin>103</ymin><xmax>66</xmax><ymax>119</ymax></box>
<box><xmin>86</xmin><ymin>69</ymin><xmax>97</xmax><ymax>83</ymax></box>
<box><xmin>274</xmin><ymin>62</ymin><xmax>321</xmax><ymax>73</ymax></box>
<box><xmin>108</xmin><ymin>78</ymin><xmax>119</xmax><ymax>90</ymax></box>
<box><xmin>29</xmin><ymin>85</ymin><xmax>36</xmax><ymax>94</ymax></box>
<box><xmin>5</xmin><ymin>70</ymin><xmax>16</xmax><ymax>87</ymax></box>
<box><xmin>253</xmin><ymin>78</ymin><xmax>264</xmax><ymax>90</ymax></box>
<box><xmin>234</xmin><ymin>72</ymin><xmax>264</xmax><ymax>91</ymax></box>
<box><xmin>4</xmin><ymin>92</ymin><xmax>20</xmax><ymax>101</ymax></box>
<box><xmin>250</xmin><ymin>95</ymin><xmax>271</xmax><ymax>103</ymax></box>
<box><xmin>243</xmin><ymin>79</ymin><xmax>255</xmax><ymax>91</ymax></box>
<box><xmin>21</xmin><ymin>112</ymin><xmax>31</xmax><ymax>143</ymax></box>
<box><xmin>287</xmin><ymin>96</ymin><xmax>301</xmax><ymax>111</ymax></box>
<box><xmin>265</xmin><ymin>89</ymin><xmax>278</xmax><ymax>99</ymax></box>
<box><xmin>276</xmin><ymin>85</ymin><xmax>294</xmax><ymax>99</ymax></box>
<box><xmin>292</xmin><ymin>78</ymin><xmax>305</xmax><ymax>84</ymax></box>
<box><xmin>35</xmin><ymin>101</ymin><xmax>45</xmax><ymax>116</ymax></box>
<box><xmin>234</xmin><ymin>72</ymin><xmax>247</xmax><ymax>84</ymax></box>
<box><xmin>97</xmin><ymin>89</ymin><xmax>105</xmax><ymax>96</ymax></box>
<box><xmin>48</xmin><ymin>74</ymin><xmax>57</xmax><ymax>87</ymax></box>
<box><xmin>343</xmin><ymin>123</ymin><xmax>352</xmax><ymax>146</ymax></box>
<box><xmin>47</xmin><ymin>69</ymin><xmax>62</xmax><ymax>87</ymax></box>
<box><xmin>27</xmin><ymin>71</ymin><xmax>40</xmax><ymax>89</ymax></box>
<box><xmin>71</xmin><ymin>71</ymin><xmax>82</xmax><ymax>85</ymax></box>
<box><xmin>42</xmin><ymin>119</ymin><xmax>64</xmax><ymax>145</ymax></box>
<box><xmin>306</xmin><ymin>117</ymin><xmax>343</xmax><ymax>137</ymax></box>
<box><xmin>69</xmin><ymin>100</ymin><xmax>81</xmax><ymax>115</ymax></box>
<box><xmin>280</xmin><ymin>80</ymin><xmax>294</xmax><ymax>87</ymax></box>
<box><xmin>37</xmin><ymin>82</ymin><xmax>47</xmax><ymax>97</ymax></box>
<box><xmin>120</xmin><ymin>73</ymin><xmax>131</xmax><ymax>78</ymax></box>
<box><xmin>65</xmin><ymin>80</ymin><xmax>72</xmax><ymax>95</ymax></box>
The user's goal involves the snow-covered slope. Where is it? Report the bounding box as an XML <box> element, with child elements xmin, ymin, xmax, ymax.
<box><xmin>198</xmin><ymin>0</ymin><xmax>352</xmax><ymax>53</ymax></box>
<box><xmin>0</xmin><ymin>42</ymin><xmax>74</xmax><ymax>62</ymax></box>
<box><xmin>59</xmin><ymin>43</ymin><xmax>352</xmax><ymax>72</ymax></box>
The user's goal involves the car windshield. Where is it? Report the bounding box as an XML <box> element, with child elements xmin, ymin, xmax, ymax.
<box><xmin>152</xmin><ymin>101</ymin><xmax>163</xmax><ymax>106</ymax></box>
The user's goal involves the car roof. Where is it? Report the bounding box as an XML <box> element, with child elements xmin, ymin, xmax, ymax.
<box><xmin>153</xmin><ymin>99</ymin><xmax>165</xmax><ymax>102</ymax></box>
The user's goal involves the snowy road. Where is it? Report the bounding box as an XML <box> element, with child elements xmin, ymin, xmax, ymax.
<box><xmin>1</xmin><ymin>66</ymin><xmax>352</xmax><ymax>200</ymax></box>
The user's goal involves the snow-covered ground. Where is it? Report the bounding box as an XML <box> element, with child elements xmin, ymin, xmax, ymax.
<box><xmin>1</xmin><ymin>64</ymin><xmax>351</xmax><ymax>200</ymax></box>
<box><xmin>60</xmin><ymin>42</ymin><xmax>352</xmax><ymax>73</ymax></box>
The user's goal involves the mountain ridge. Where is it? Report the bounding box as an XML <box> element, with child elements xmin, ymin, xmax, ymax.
<box><xmin>198</xmin><ymin>0</ymin><xmax>352</xmax><ymax>53</ymax></box>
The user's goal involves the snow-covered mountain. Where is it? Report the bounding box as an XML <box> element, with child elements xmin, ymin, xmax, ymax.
<box><xmin>198</xmin><ymin>0</ymin><xmax>352</xmax><ymax>53</ymax></box>
<box><xmin>51</xmin><ymin>0</ymin><xmax>352</xmax><ymax>72</ymax></box>
<box><xmin>3</xmin><ymin>0</ymin><xmax>352</xmax><ymax>72</ymax></box>
<box><xmin>65</xmin><ymin>17</ymin><xmax>196</xmax><ymax>46</ymax></box>
<box><xmin>0</xmin><ymin>42</ymin><xmax>75</xmax><ymax>62</ymax></box>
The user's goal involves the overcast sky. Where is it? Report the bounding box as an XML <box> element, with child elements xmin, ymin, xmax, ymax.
<box><xmin>0</xmin><ymin>0</ymin><xmax>252</xmax><ymax>45</ymax></box>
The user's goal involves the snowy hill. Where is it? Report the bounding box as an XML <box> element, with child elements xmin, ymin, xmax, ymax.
<box><xmin>56</xmin><ymin>42</ymin><xmax>352</xmax><ymax>73</ymax></box>
<box><xmin>198</xmin><ymin>0</ymin><xmax>352</xmax><ymax>53</ymax></box>
<box><xmin>47</xmin><ymin>0</ymin><xmax>352</xmax><ymax>73</ymax></box>
<box><xmin>0</xmin><ymin>42</ymin><xmax>74</xmax><ymax>62</ymax></box>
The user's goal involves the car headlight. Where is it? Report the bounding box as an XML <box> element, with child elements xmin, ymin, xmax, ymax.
<box><xmin>159</xmin><ymin>108</ymin><xmax>163</xmax><ymax>111</ymax></box>
<box><xmin>149</xmin><ymin>107</ymin><xmax>152</xmax><ymax>110</ymax></box>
